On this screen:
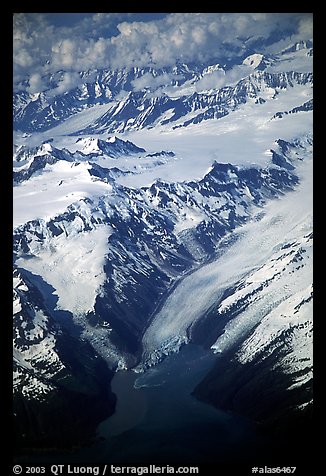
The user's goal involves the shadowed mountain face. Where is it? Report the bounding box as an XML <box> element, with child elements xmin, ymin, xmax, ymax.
<box><xmin>13</xmin><ymin>269</ymin><xmax>116</xmax><ymax>452</ymax></box>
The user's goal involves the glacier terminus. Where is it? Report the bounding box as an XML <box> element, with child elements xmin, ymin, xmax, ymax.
<box><xmin>13</xmin><ymin>13</ymin><xmax>313</xmax><ymax>470</ymax></box>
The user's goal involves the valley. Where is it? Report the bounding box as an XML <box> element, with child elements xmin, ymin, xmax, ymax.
<box><xmin>13</xmin><ymin>14</ymin><xmax>313</xmax><ymax>470</ymax></box>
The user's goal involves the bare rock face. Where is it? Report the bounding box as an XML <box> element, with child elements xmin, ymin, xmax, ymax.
<box><xmin>13</xmin><ymin>36</ymin><xmax>313</xmax><ymax>455</ymax></box>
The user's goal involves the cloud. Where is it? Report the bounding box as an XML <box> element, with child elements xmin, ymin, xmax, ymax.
<box><xmin>13</xmin><ymin>13</ymin><xmax>119</xmax><ymax>90</ymax></box>
<box><xmin>109</xmin><ymin>13</ymin><xmax>312</xmax><ymax>70</ymax></box>
<box><xmin>116</xmin><ymin>13</ymin><xmax>313</xmax><ymax>70</ymax></box>
<box><xmin>46</xmin><ymin>72</ymin><xmax>83</xmax><ymax>97</ymax></box>
<box><xmin>28</xmin><ymin>73</ymin><xmax>48</xmax><ymax>94</ymax></box>
<box><xmin>297</xmin><ymin>14</ymin><xmax>313</xmax><ymax>38</ymax></box>
<box><xmin>50</xmin><ymin>36</ymin><xmax>114</xmax><ymax>72</ymax></box>
<box><xmin>115</xmin><ymin>90</ymin><xmax>130</xmax><ymax>101</ymax></box>
<box><xmin>13</xmin><ymin>13</ymin><xmax>313</xmax><ymax>95</ymax></box>
<box><xmin>131</xmin><ymin>72</ymin><xmax>184</xmax><ymax>91</ymax></box>
<box><xmin>195</xmin><ymin>65</ymin><xmax>253</xmax><ymax>92</ymax></box>
<box><xmin>195</xmin><ymin>70</ymin><xmax>227</xmax><ymax>92</ymax></box>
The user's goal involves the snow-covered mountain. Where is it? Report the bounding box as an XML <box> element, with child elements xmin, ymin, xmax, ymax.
<box><xmin>13</xmin><ymin>39</ymin><xmax>313</xmax><ymax>451</ymax></box>
<box><xmin>72</xmin><ymin>71</ymin><xmax>312</xmax><ymax>134</ymax></box>
<box><xmin>13</xmin><ymin>267</ymin><xmax>116</xmax><ymax>449</ymax></box>
<box><xmin>13</xmin><ymin>63</ymin><xmax>212</xmax><ymax>133</ymax></box>
<box><xmin>13</xmin><ymin>42</ymin><xmax>313</xmax><ymax>134</ymax></box>
<box><xmin>193</xmin><ymin>228</ymin><xmax>313</xmax><ymax>432</ymax></box>
<box><xmin>14</xmin><ymin>144</ymin><xmax>301</xmax><ymax>366</ymax></box>
<box><xmin>13</xmin><ymin>136</ymin><xmax>146</xmax><ymax>184</ymax></box>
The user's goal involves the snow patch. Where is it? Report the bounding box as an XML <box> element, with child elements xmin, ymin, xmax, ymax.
<box><xmin>16</xmin><ymin>225</ymin><xmax>112</xmax><ymax>315</ymax></box>
<box><xmin>13</xmin><ymin>161</ymin><xmax>112</xmax><ymax>228</ymax></box>
<box><xmin>142</xmin><ymin>153</ymin><xmax>312</xmax><ymax>361</ymax></box>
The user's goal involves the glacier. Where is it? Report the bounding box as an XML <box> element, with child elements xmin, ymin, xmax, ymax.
<box><xmin>13</xmin><ymin>36</ymin><xmax>313</xmax><ymax>456</ymax></box>
<box><xmin>141</xmin><ymin>139</ymin><xmax>312</xmax><ymax>363</ymax></box>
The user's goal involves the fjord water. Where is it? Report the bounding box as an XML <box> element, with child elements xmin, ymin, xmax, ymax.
<box><xmin>16</xmin><ymin>344</ymin><xmax>292</xmax><ymax>468</ymax></box>
<box><xmin>20</xmin><ymin>343</ymin><xmax>274</xmax><ymax>466</ymax></box>
<box><xmin>94</xmin><ymin>344</ymin><xmax>264</xmax><ymax>465</ymax></box>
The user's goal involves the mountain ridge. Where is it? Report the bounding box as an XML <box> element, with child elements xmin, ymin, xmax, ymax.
<box><xmin>13</xmin><ymin>37</ymin><xmax>313</xmax><ymax>452</ymax></box>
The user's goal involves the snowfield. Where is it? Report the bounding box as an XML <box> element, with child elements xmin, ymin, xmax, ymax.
<box><xmin>16</xmin><ymin>224</ymin><xmax>112</xmax><ymax>315</ymax></box>
<box><xmin>13</xmin><ymin>63</ymin><xmax>312</xmax><ymax>192</ymax></box>
<box><xmin>13</xmin><ymin>39</ymin><xmax>313</xmax><ymax>407</ymax></box>
<box><xmin>121</xmin><ymin>84</ymin><xmax>312</xmax><ymax>187</ymax></box>
<box><xmin>142</xmin><ymin>149</ymin><xmax>312</xmax><ymax>365</ymax></box>
<box><xmin>13</xmin><ymin>80</ymin><xmax>312</xmax><ymax>229</ymax></box>
<box><xmin>13</xmin><ymin>161</ymin><xmax>113</xmax><ymax>228</ymax></box>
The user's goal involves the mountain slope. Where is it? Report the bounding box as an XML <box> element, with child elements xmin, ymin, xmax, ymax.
<box><xmin>13</xmin><ymin>39</ymin><xmax>313</xmax><ymax>451</ymax></box>
<box><xmin>14</xmin><ymin>135</ymin><xmax>304</xmax><ymax>368</ymax></box>
<box><xmin>13</xmin><ymin>63</ymin><xmax>215</xmax><ymax>133</ymax></box>
<box><xmin>13</xmin><ymin>268</ymin><xmax>116</xmax><ymax>451</ymax></box>
<box><xmin>74</xmin><ymin>71</ymin><xmax>312</xmax><ymax>134</ymax></box>
<box><xmin>192</xmin><ymin>227</ymin><xmax>313</xmax><ymax>429</ymax></box>
<box><xmin>13</xmin><ymin>42</ymin><xmax>313</xmax><ymax>134</ymax></box>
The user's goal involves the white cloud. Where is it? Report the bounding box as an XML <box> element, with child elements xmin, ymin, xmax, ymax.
<box><xmin>28</xmin><ymin>73</ymin><xmax>48</xmax><ymax>94</ymax></box>
<box><xmin>298</xmin><ymin>14</ymin><xmax>313</xmax><ymax>38</ymax></box>
<box><xmin>115</xmin><ymin>90</ymin><xmax>130</xmax><ymax>101</ymax></box>
<box><xmin>195</xmin><ymin>65</ymin><xmax>252</xmax><ymax>92</ymax></box>
<box><xmin>46</xmin><ymin>72</ymin><xmax>82</xmax><ymax>97</ymax></box>
<box><xmin>13</xmin><ymin>13</ymin><xmax>313</xmax><ymax>94</ymax></box>
<box><xmin>102</xmin><ymin>13</ymin><xmax>313</xmax><ymax>71</ymax></box>
<box><xmin>195</xmin><ymin>70</ymin><xmax>226</xmax><ymax>91</ymax></box>
<box><xmin>14</xmin><ymin>48</ymin><xmax>35</xmax><ymax>69</ymax></box>
<box><xmin>131</xmin><ymin>72</ymin><xmax>184</xmax><ymax>92</ymax></box>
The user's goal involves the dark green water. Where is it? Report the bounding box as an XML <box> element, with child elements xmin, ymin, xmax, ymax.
<box><xmin>18</xmin><ymin>344</ymin><xmax>273</xmax><ymax>466</ymax></box>
<box><xmin>94</xmin><ymin>344</ymin><xmax>265</xmax><ymax>466</ymax></box>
